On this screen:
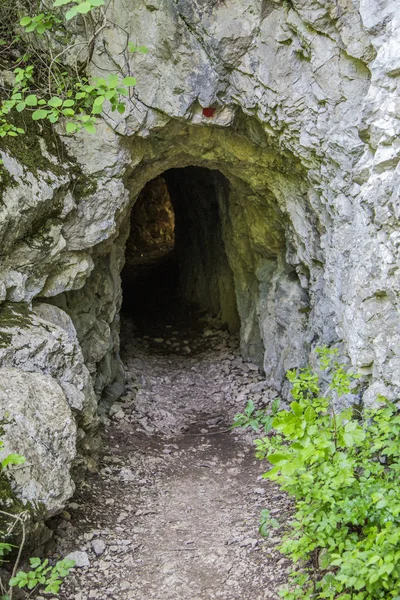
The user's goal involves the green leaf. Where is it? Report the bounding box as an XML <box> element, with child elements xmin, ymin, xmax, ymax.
<box><xmin>116</xmin><ymin>86</ymin><xmax>129</xmax><ymax>97</ymax></box>
<box><xmin>32</xmin><ymin>109</ymin><xmax>48</xmax><ymax>120</ymax></box>
<box><xmin>93</xmin><ymin>95</ymin><xmax>105</xmax><ymax>107</ymax></box>
<box><xmin>60</xmin><ymin>559</ymin><xmax>75</xmax><ymax>569</ymax></box>
<box><xmin>76</xmin><ymin>3</ymin><xmax>93</xmax><ymax>14</ymax></box>
<box><xmin>245</xmin><ymin>399</ymin><xmax>255</xmax><ymax>417</ymax></box>
<box><xmin>121</xmin><ymin>76</ymin><xmax>137</xmax><ymax>86</ymax></box>
<box><xmin>139</xmin><ymin>45</ymin><xmax>149</xmax><ymax>54</ymax></box>
<box><xmin>16</xmin><ymin>102</ymin><xmax>26</xmax><ymax>112</ymax></box>
<box><xmin>29</xmin><ymin>557</ymin><xmax>41</xmax><ymax>568</ymax></box>
<box><xmin>65</xmin><ymin>6</ymin><xmax>78</xmax><ymax>20</ymax></box>
<box><xmin>20</xmin><ymin>17</ymin><xmax>32</xmax><ymax>27</ymax></box>
<box><xmin>267</xmin><ymin>453</ymin><xmax>288</xmax><ymax>465</ymax></box>
<box><xmin>48</xmin><ymin>96</ymin><xmax>63</xmax><ymax>108</ymax></box>
<box><xmin>48</xmin><ymin>112</ymin><xmax>59</xmax><ymax>123</ymax></box>
<box><xmin>65</xmin><ymin>122</ymin><xmax>78</xmax><ymax>133</ymax></box>
<box><xmin>83</xmin><ymin>121</ymin><xmax>96</xmax><ymax>134</ymax></box>
<box><xmin>107</xmin><ymin>74</ymin><xmax>120</xmax><ymax>88</ymax></box>
<box><xmin>290</xmin><ymin>401</ymin><xmax>302</xmax><ymax>417</ymax></box>
<box><xmin>53</xmin><ymin>0</ymin><xmax>71</xmax><ymax>5</ymax></box>
<box><xmin>25</xmin><ymin>95</ymin><xmax>38</xmax><ymax>106</ymax></box>
<box><xmin>2</xmin><ymin>454</ymin><xmax>26</xmax><ymax>468</ymax></box>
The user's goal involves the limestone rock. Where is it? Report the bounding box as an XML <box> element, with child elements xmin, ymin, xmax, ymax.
<box><xmin>0</xmin><ymin>367</ymin><xmax>76</xmax><ymax>516</ymax></box>
<box><xmin>65</xmin><ymin>551</ymin><xmax>90</xmax><ymax>568</ymax></box>
<box><xmin>0</xmin><ymin>303</ymin><xmax>97</xmax><ymax>429</ymax></box>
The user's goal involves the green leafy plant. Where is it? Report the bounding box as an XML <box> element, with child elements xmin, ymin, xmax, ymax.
<box><xmin>9</xmin><ymin>557</ymin><xmax>75</xmax><ymax>595</ymax></box>
<box><xmin>235</xmin><ymin>347</ymin><xmax>400</xmax><ymax>599</ymax></box>
<box><xmin>232</xmin><ymin>397</ymin><xmax>280</xmax><ymax>433</ymax></box>
<box><xmin>20</xmin><ymin>13</ymin><xmax>61</xmax><ymax>35</ymax></box>
<box><xmin>0</xmin><ymin>0</ymin><xmax>144</xmax><ymax>137</ymax></box>
<box><xmin>259</xmin><ymin>509</ymin><xmax>280</xmax><ymax>538</ymax></box>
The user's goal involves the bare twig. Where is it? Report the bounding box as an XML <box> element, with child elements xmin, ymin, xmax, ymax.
<box><xmin>8</xmin><ymin>511</ymin><xmax>28</xmax><ymax>600</ymax></box>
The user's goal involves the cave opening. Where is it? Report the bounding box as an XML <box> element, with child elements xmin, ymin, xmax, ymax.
<box><xmin>121</xmin><ymin>167</ymin><xmax>240</xmax><ymax>337</ymax></box>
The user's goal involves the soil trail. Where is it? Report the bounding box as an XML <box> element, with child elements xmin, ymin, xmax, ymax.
<box><xmin>53</xmin><ymin>303</ymin><xmax>291</xmax><ymax>600</ymax></box>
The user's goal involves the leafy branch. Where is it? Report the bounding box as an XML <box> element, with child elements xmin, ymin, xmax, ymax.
<box><xmin>0</xmin><ymin>0</ymin><xmax>147</xmax><ymax>137</ymax></box>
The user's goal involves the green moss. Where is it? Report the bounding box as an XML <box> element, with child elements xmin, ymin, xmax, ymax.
<box><xmin>1</xmin><ymin>112</ymin><xmax>67</xmax><ymax>178</ymax></box>
<box><xmin>72</xmin><ymin>173</ymin><xmax>98</xmax><ymax>198</ymax></box>
<box><xmin>0</xmin><ymin>332</ymin><xmax>12</xmax><ymax>349</ymax></box>
<box><xmin>0</xmin><ymin>164</ymin><xmax>17</xmax><ymax>193</ymax></box>
<box><xmin>0</xmin><ymin>303</ymin><xmax>35</xmax><ymax>347</ymax></box>
<box><xmin>0</xmin><ymin>474</ymin><xmax>25</xmax><ymax>528</ymax></box>
<box><xmin>0</xmin><ymin>303</ymin><xmax>33</xmax><ymax>330</ymax></box>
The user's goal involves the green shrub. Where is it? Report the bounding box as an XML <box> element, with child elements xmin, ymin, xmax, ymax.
<box><xmin>234</xmin><ymin>347</ymin><xmax>400</xmax><ymax>599</ymax></box>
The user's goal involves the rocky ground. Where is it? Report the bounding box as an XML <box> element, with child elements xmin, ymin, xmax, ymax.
<box><xmin>45</xmin><ymin>301</ymin><xmax>292</xmax><ymax>600</ymax></box>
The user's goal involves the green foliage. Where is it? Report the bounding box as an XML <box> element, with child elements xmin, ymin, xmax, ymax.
<box><xmin>54</xmin><ymin>0</ymin><xmax>105</xmax><ymax>21</ymax></box>
<box><xmin>20</xmin><ymin>13</ymin><xmax>61</xmax><ymax>35</ymax></box>
<box><xmin>128</xmin><ymin>42</ymin><xmax>149</xmax><ymax>54</ymax></box>
<box><xmin>235</xmin><ymin>347</ymin><xmax>400</xmax><ymax>599</ymax></box>
<box><xmin>0</xmin><ymin>0</ymin><xmax>143</xmax><ymax>137</ymax></box>
<box><xmin>259</xmin><ymin>509</ymin><xmax>279</xmax><ymax>538</ymax></box>
<box><xmin>9</xmin><ymin>557</ymin><xmax>75</xmax><ymax>594</ymax></box>
<box><xmin>232</xmin><ymin>397</ymin><xmax>280</xmax><ymax>433</ymax></box>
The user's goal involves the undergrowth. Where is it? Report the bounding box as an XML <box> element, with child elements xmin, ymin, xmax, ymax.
<box><xmin>234</xmin><ymin>347</ymin><xmax>400</xmax><ymax>599</ymax></box>
<box><xmin>0</xmin><ymin>0</ymin><xmax>146</xmax><ymax>138</ymax></box>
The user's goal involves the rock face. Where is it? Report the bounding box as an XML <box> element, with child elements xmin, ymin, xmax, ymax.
<box><xmin>0</xmin><ymin>367</ymin><xmax>76</xmax><ymax>517</ymax></box>
<box><xmin>0</xmin><ymin>0</ymin><xmax>399</xmax><ymax>516</ymax></box>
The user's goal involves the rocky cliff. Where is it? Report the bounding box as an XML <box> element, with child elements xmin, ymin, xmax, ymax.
<box><xmin>0</xmin><ymin>0</ymin><xmax>399</xmax><ymax>519</ymax></box>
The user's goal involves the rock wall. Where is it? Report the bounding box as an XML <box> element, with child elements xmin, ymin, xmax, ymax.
<box><xmin>0</xmin><ymin>0</ymin><xmax>400</xmax><ymax>516</ymax></box>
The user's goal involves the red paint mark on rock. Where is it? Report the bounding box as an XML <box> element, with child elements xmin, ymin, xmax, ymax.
<box><xmin>202</xmin><ymin>107</ymin><xmax>216</xmax><ymax>118</ymax></box>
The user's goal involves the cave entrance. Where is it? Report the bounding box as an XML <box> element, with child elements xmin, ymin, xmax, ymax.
<box><xmin>121</xmin><ymin>167</ymin><xmax>240</xmax><ymax>335</ymax></box>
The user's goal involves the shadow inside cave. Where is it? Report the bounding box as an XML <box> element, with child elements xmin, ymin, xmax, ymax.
<box><xmin>121</xmin><ymin>167</ymin><xmax>239</xmax><ymax>339</ymax></box>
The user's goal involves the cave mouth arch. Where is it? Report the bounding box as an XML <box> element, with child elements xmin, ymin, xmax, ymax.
<box><xmin>45</xmin><ymin>119</ymin><xmax>318</xmax><ymax>411</ymax></box>
<box><xmin>121</xmin><ymin>166</ymin><xmax>240</xmax><ymax>335</ymax></box>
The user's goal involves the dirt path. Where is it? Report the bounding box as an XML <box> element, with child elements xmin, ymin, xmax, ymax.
<box><xmin>52</xmin><ymin>311</ymin><xmax>291</xmax><ymax>600</ymax></box>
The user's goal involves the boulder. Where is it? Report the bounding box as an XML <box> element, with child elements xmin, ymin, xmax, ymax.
<box><xmin>0</xmin><ymin>368</ymin><xmax>76</xmax><ymax>517</ymax></box>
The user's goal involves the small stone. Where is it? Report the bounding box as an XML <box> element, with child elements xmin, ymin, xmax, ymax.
<box><xmin>202</xmin><ymin>329</ymin><xmax>214</xmax><ymax>337</ymax></box>
<box><xmin>92</xmin><ymin>539</ymin><xmax>106</xmax><ymax>556</ymax></box>
<box><xmin>65</xmin><ymin>551</ymin><xmax>90</xmax><ymax>568</ymax></box>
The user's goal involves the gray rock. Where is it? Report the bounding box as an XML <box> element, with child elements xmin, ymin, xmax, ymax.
<box><xmin>0</xmin><ymin>367</ymin><xmax>76</xmax><ymax>516</ymax></box>
<box><xmin>91</xmin><ymin>539</ymin><xmax>107</xmax><ymax>556</ymax></box>
<box><xmin>65</xmin><ymin>551</ymin><xmax>90</xmax><ymax>568</ymax></box>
